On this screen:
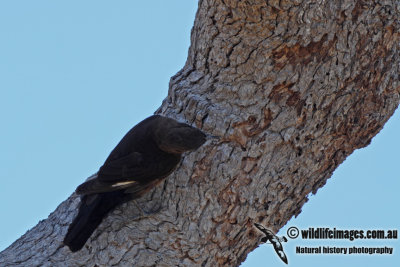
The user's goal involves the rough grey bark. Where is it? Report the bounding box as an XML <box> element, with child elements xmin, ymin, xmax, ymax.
<box><xmin>1</xmin><ymin>0</ymin><xmax>399</xmax><ymax>266</ymax></box>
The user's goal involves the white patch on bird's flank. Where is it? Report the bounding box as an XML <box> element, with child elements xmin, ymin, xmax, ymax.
<box><xmin>111</xmin><ymin>181</ymin><xmax>136</xmax><ymax>187</ymax></box>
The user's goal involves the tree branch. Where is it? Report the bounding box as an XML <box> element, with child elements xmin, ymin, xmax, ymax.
<box><xmin>1</xmin><ymin>0</ymin><xmax>399</xmax><ymax>266</ymax></box>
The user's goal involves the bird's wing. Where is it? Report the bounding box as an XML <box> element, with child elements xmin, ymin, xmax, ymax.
<box><xmin>75</xmin><ymin>176</ymin><xmax>139</xmax><ymax>195</ymax></box>
<box><xmin>98</xmin><ymin>151</ymin><xmax>145</xmax><ymax>181</ymax></box>
<box><xmin>254</xmin><ymin>223</ymin><xmax>274</xmax><ymax>237</ymax></box>
<box><xmin>254</xmin><ymin>223</ymin><xmax>267</xmax><ymax>232</ymax></box>
<box><xmin>76</xmin><ymin>152</ymin><xmax>145</xmax><ymax>195</ymax></box>
<box><xmin>99</xmin><ymin>150</ymin><xmax>181</xmax><ymax>182</ymax></box>
<box><xmin>273</xmin><ymin>245</ymin><xmax>288</xmax><ymax>264</ymax></box>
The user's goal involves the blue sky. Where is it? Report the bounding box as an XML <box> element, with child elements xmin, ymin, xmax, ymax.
<box><xmin>0</xmin><ymin>1</ymin><xmax>398</xmax><ymax>266</ymax></box>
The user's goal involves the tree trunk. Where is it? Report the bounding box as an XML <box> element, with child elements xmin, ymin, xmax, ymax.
<box><xmin>1</xmin><ymin>0</ymin><xmax>399</xmax><ymax>266</ymax></box>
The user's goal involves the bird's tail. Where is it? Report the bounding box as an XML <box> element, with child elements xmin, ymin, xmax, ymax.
<box><xmin>63</xmin><ymin>192</ymin><xmax>124</xmax><ymax>252</ymax></box>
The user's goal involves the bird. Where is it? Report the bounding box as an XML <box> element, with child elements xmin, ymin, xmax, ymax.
<box><xmin>254</xmin><ymin>223</ymin><xmax>288</xmax><ymax>264</ymax></box>
<box><xmin>63</xmin><ymin>115</ymin><xmax>207</xmax><ymax>252</ymax></box>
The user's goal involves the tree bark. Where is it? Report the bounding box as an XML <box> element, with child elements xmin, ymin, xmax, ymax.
<box><xmin>1</xmin><ymin>0</ymin><xmax>399</xmax><ymax>266</ymax></box>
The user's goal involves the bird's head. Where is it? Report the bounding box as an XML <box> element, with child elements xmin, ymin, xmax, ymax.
<box><xmin>152</xmin><ymin>116</ymin><xmax>207</xmax><ymax>154</ymax></box>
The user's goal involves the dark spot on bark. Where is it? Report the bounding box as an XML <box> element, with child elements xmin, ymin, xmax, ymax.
<box><xmin>247</xmin><ymin>115</ymin><xmax>257</xmax><ymax>123</ymax></box>
<box><xmin>248</xmin><ymin>230</ymin><xmax>256</xmax><ymax>238</ymax></box>
<box><xmin>271</xmin><ymin>6</ymin><xmax>280</xmax><ymax>14</ymax></box>
<box><xmin>269</xmin><ymin>82</ymin><xmax>295</xmax><ymax>103</ymax></box>
<box><xmin>263</xmin><ymin>201</ymin><xmax>271</xmax><ymax>210</ymax></box>
<box><xmin>305</xmin><ymin>135</ymin><xmax>313</xmax><ymax>141</ymax></box>
<box><xmin>352</xmin><ymin>0</ymin><xmax>366</xmax><ymax>23</ymax></box>
<box><xmin>272</xmin><ymin>34</ymin><xmax>337</xmax><ymax>68</ymax></box>
<box><xmin>286</xmin><ymin>91</ymin><xmax>301</xmax><ymax>107</ymax></box>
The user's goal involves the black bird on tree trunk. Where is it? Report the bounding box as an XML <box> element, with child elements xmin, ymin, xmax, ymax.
<box><xmin>63</xmin><ymin>115</ymin><xmax>207</xmax><ymax>252</ymax></box>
